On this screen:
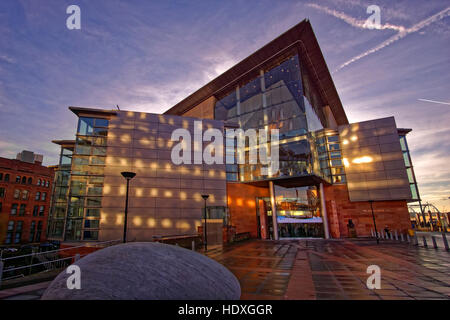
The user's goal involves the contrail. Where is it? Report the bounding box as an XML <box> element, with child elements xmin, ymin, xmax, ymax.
<box><xmin>333</xmin><ymin>6</ymin><xmax>450</xmax><ymax>72</ymax></box>
<box><xmin>307</xmin><ymin>3</ymin><xmax>450</xmax><ymax>72</ymax></box>
<box><xmin>307</xmin><ymin>3</ymin><xmax>405</xmax><ymax>32</ymax></box>
<box><xmin>418</xmin><ymin>99</ymin><xmax>450</xmax><ymax>106</ymax></box>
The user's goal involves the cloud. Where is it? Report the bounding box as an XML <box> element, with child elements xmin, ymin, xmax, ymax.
<box><xmin>333</xmin><ymin>6</ymin><xmax>450</xmax><ymax>72</ymax></box>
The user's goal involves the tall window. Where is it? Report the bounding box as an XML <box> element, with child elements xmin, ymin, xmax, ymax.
<box><xmin>41</xmin><ymin>192</ymin><xmax>47</xmax><ymax>201</ymax></box>
<box><xmin>0</xmin><ymin>202</ymin><xmax>2</xmax><ymax>213</ymax></box>
<box><xmin>5</xmin><ymin>174</ymin><xmax>9</xmax><ymax>182</ymax></box>
<box><xmin>28</xmin><ymin>177</ymin><xmax>33</xmax><ymax>184</ymax></box>
<box><xmin>21</xmin><ymin>176</ymin><xmax>27</xmax><ymax>184</ymax></box>
<box><xmin>0</xmin><ymin>173</ymin><xmax>3</xmax><ymax>180</ymax></box>
<box><xmin>5</xmin><ymin>221</ymin><xmax>14</xmax><ymax>244</ymax></box>
<box><xmin>22</xmin><ymin>190</ymin><xmax>29</xmax><ymax>200</ymax></box>
<box><xmin>14</xmin><ymin>189</ymin><xmax>20</xmax><ymax>199</ymax></box>
<box><xmin>36</xmin><ymin>221</ymin><xmax>43</xmax><ymax>242</ymax></box>
<box><xmin>39</xmin><ymin>205</ymin><xmax>45</xmax><ymax>216</ymax></box>
<box><xmin>14</xmin><ymin>221</ymin><xmax>23</xmax><ymax>243</ymax></box>
<box><xmin>0</xmin><ymin>187</ymin><xmax>5</xmax><ymax>198</ymax></box>
<box><xmin>37</xmin><ymin>179</ymin><xmax>41</xmax><ymax>186</ymax></box>
<box><xmin>29</xmin><ymin>221</ymin><xmax>36</xmax><ymax>242</ymax></box>
<box><xmin>10</xmin><ymin>203</ymin><xmax>18</xmax><ymax>215</ymax></box>
<box><xmin>19</xmin><ymin>204</ymin><xmax>26</xmax><ymax>216</ymax></box>
<box><xmin>35</xmin><ymin>191</ymin><xmax>41</xmax><ymax>201</ymax></box>
<box><xmin>33</xmin><ymin>205</ymin><xmax>39</xmax><ymax>216</ymax></box>
<box><xmin>16</xmin><ymin>175</ymin><xmax>21</xmax><ymax>183</ymax></box>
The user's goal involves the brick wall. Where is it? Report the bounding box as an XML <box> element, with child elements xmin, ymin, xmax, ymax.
<box><xmin>324</xmin><ymin>184</ymin><xmax>411</xmax><ymax>238</ymax></box>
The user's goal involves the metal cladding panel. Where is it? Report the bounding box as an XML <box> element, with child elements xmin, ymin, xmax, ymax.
<box><xmin>338</xmin><ymin>117</ymin><xmax>412</xmax><ymax>202</ymax></box>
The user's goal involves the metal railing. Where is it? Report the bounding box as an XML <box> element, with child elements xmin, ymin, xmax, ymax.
<box><xmin>370</xmin><ymin>229</ymin><xmax>450</xmax><ymax>251</ymax></box>
<box><xmin>0</xmin><ymin>239</ymin><xmax>121</xmax><ymax>287</ymax></box>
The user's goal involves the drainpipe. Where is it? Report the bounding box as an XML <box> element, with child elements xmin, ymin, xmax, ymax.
<box><xmin>319</xmin><ymin>183</ymin><xmax>330</xmax><ymax>239</ymax></box>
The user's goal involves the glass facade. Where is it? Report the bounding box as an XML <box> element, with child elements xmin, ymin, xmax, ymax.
<box><xmin>48</xmin><ymin>117</ymin><xmax>108</xmax><ymax>241</ymax></box>
<box><xmin>215</xmin><ymin>54</ymin><xmax>326</xmax><ymax>183</ymax></box>
<box><xmin>316</xmin><ymin>133</ymin><xmax>345</xmax><ymax>184</ymax></box>
<box><xmin>399</xmin><ymin>134</ymin><xmax>420</xmax><ymax>201</ymax></box>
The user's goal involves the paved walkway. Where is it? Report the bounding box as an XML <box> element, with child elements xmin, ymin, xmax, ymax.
<box><xmin>1</xmin><ymin>239</ymin><xmax>449</xmax><ymax>300</ymax></box>
<box><xmin>206</xmin><ymin>239</ymin><xmax>450</xmax><ymax>300</ymax></box>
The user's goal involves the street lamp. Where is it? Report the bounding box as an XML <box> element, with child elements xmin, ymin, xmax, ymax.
<box><xmin>369</xmin><ymin>200</ymin><xmax>379</xmax><ymax>244</ymax></box>
<box><xmin>201</xmin><ymin>194</ymin><xmax>209</xmax><ymax>251</ymax></box>
<box><xmin>121</xmin><ymin>171</ymin><xmax>136</xmax><ymax>243</ymax></box>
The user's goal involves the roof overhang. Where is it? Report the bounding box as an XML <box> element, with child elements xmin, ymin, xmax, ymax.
<box><xmin>69</xmin><ymin>106</ymin><xmax>117</xmax><ymax>118</ymax></box>
<box><xmin>163</xmin><ymin>19</ymin><xmax>348</xmax><ymax>125</ymax></box>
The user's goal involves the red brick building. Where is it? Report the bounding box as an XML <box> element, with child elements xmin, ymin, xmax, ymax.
<box><xmin>0</xmin><ymin>151</ymin><xmax>53</xmax><ymax>245</ymax></box>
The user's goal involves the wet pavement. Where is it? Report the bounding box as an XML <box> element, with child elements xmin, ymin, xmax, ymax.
<box><xmin>205</xmin><ymin>239</ymin><xmax>450</xmax><ymax>300</ymax></box>
<box><xmin>1</xmin><ymin>239</ymin><xmax>449</xmax><ymax>300</ymax></box>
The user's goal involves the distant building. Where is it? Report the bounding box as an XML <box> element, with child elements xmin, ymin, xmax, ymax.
<box><xmin>48</xmin><ymin>19</ymin><xmax>419</xmax><ymax>243</ymax></box>
<box><xmin>0</xmin><ymin>151</ymin><xmax>53</xmax><ymax>245</ymax></box>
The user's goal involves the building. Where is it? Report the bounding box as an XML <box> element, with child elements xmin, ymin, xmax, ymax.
<box><xmin>0</xmin><ymin>151</ymin><xmax>54</xmax><ymax>245</ymax></box>
<box><xmin>48</xmin><ymin>19</ymin><xmax>419</xmax><ymax>243</ymax></box>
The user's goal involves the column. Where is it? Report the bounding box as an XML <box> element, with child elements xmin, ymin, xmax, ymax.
<box><xmin>319</xmin><ymin>183</ymin><xmax>330</xmax><ymax>239</ymax></box>
<box><xmin>269</xmin><ymin>181</ymin><xmax>279</xmax><ymax>240</ymax></box>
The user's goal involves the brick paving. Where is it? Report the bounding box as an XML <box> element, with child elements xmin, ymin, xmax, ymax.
<box><xmin>206</xmin><ymin>239</ymin><xmax>450</xmax><ymax>300</ymax></box>
<box><xmin>1</xmin><ymin>239</ymin><xmax>449</xmax><ymax>300</ymax></box>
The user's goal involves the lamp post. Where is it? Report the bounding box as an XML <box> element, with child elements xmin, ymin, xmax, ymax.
<box><xmin>201</xmin><ymin>194</ymin><xmax>209</xmax><ymax>251</ymax></box>
<box><xmin>121</xmin><ymin>171</ymin><xmax>136</xmax><ymax>243</ymax></box>
<box><xmin>369</xmin><ymin>200</ymin><xmax>379</xmax><ymax>244</ymax></box>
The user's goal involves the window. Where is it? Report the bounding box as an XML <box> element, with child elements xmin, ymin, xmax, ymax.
<box><xmin>28</xmin><ymin>177</ymin><xmax>33</xmax><ymax>184</ymax></box>
<box><xmin>21</xmin><ymin>176</ymin><xmax>27</xmax><ymax>184</ymax></box>
<box><xmin>36</xmin><ymin>221</ymin><xmax>43</xmax><ymax>242</ymax></box>
<box><xmin>33</xmin><ymin>205</ymin><xmax>39</xmax><ymax>216</ymax></box>
<box><xmin>19</xmin><ymin>204</ymin><xmax>26</xmax><ymax>216</ymax></box>
<box><xmin>35</xmin><ymin>191</ymin><xmax>40</xmax><ymax>201</ymax></box>
<box><xmin>0</xmin><ymin>187</ymin><xmax>5</xmax><ymax>198</ymax></box>
<box><xmin>39</xmin><ymin>205</ymin><xmax>45</xmax><ymax>216</ymax></box>
<box><xmin>16</xmin><ymin>175</ymin><xmax>21</xmax><ymax>183</ymax></box>
<box><xmin>22</xmin><ymin>190</ymin><xmax>29</xmax><ymax>200</ymax></box>
<box><xmin>5</xmin><ymin>174</ymin><xmax>9</xmax><ymax>182</ymax></box>
<box><xmin>0</xmin><ymin>173</ymin><xmax>2</xmax><ymax>180</ymax></box>
<box><xmin>29</xmin><ymin>221</ymin><xmax>36</xmax><ymax>242</ymax></box>
<box><xmin>41</xmin><ymin>192</ymin><xmax>47</xmax><ymax>201</ymax></box>
<box><xmin>5</xmin><ymin>221</ymin><xmax>14</xmax><ymax>244</ymax></box>
<box><xmin>10</xmin><ymin>203</ymin><xmax>18</xmax><ymax>215</ymax></box>
<box><xmin>37</xmin><ymin>179</ymin><xmax>41</xmax><ymax>186</ymax></box>
<box><xmin>45</xmin><ymin>180</ymin><xmax>49</xmax><ymax>187</ymax></box>
<box><xmin>14</xmin><ymin>221</ymin><xmax>23</xmax><ymax>243</ymax></box>
<box><xmin>13</xmin><ymin>189</ymin><xmax>20</xmax><ymax>199</ymax></box>
<box><xmin>0</xmin><ymin>202</ymin><xmax>2</xmax><ymax>213</ymax></box>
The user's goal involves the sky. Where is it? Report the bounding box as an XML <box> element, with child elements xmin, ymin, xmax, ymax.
<box><xmin>0</xmin><ymin>0</ymin><xmax>449</xmax><ymax>210</ymax></box>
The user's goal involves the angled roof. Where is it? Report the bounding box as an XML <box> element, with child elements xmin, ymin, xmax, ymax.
<box><xmin>164</xmin><ymin>19</ymin><xmax>348</xmax><ymax>125</ymax></box>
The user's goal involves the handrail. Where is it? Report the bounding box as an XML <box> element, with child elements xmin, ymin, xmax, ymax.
<box><xmin>1</xmin><ymin>239</ymin><xmax>120</xmax><ymax>262</ymax></box>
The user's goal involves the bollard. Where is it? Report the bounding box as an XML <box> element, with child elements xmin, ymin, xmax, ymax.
<box><xmin>381</xmin><ymin>230</ymin><xmax>384</xmax><ymax>239</ymax></box>
<box><xmin>414</xmin><ymin>234</ymin><xmax>419</xmax><ymax>246</ymax></box>
<box><xmin>390</xmin><ymin>232</ymin><xmax>394</xmax><ymax>240</ymax></box>
<box><xmin>74</xmin><ymin>253</ymin><xmax>80</xmax><ymax>261</ymax></box>
<box><xmin>431</xmin><ymin>236</ymin><xmax>438</xmax><ymax>249</ymax></box>
<box><xmin>406</xmin><ymin>234</ymin><xmax>410</xmax><ymax>243</ymax></box>
<box><xmin>377</xmin><ymin>231</ymin><xmax>381</xmax><ymax>240</ymax></box>
<box><xmin>371</xmin><ymin>229</ymin><xmax>374</xmax><ymax>237</ymax></box>
<box><xmin>394</xmin><ymin>230</ymin><xmax>398</xmax><ymax>241</ymax></box>
<box><xmin>191</xmin><ymin>240</ymin><xmax>195</xmax><ymax>251</ymax></box>
<box><xmin>422</xmin><ymin>236</ymin><xmax>428</xmax><ymax>247</ymax></box>
<box><xmin>0</xmin><ymin>260</ymin><xmax>3</xmax><ymax>288</ymax></box>
<box><xmin>400</xmin><ymin>233</ymin><xmax>404</xmax><ymax>242</ymax></box>
<box><xmin>442</xmin><ymin>234</ymin><xmax>449</xmax><ymax>251</ymax></box>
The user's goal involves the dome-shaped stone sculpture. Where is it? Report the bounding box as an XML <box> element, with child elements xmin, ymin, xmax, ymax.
<box><xmin>41</xmin><ymin>242</ymin><xmax>240</xmax><ymax>300</ymax></box>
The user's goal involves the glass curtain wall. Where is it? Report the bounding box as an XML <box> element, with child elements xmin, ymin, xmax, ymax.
<box><xmin>399</xmin><ymin>135</ymin><xmax>420</xmax><ymax>201</ymax></box>
<box><xmin>48</xmin><ymin>146</ymin><xmax>73</xmax><ymax>238</ymax></box>
<box><xmin>65</xmin><ymin>117</ymin><xmax>108</xmax><ymax>241</ymax></box>
<box><xmin>215</xmin><ymin>54</ymin><xmax>325</xmax><ymax>182</ymax></box>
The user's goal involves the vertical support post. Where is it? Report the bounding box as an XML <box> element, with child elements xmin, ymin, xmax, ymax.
<box><xmin>191</xmin><ymin>240</ymin><xmax>195</xmax><ymax>251</ymax></box>
<box><xmin>414</xmin><ymin>234</ymin><xmax>419</xmax><ymax>246</ymax></box>
<box><xmin>390</xmin><ymin>232</ymin><xmax>394</xmax><ymax>240</ymax></box>
<box><xmin>400</xmin><ymin>233</ymin><xmax>404</xmax><ymax>242</ymax></box>
<box><xmin>269</xmin><ymin>181</ymin><xmax>279</xmax><ymax>240</ymax></box>
<box><xmin>204</xmin><ymin>199</ymin><xmax>208</xmax><ymax>251</ymax></box>
<box><xmin>369</xmin><ymin>201</ymin><xmax>379</xmax><ymax>244</ymax></box>
<box><xmin>431</xmin><ymin>236</ymin><xmax>438</xmax><ymax>249</ymax></box>
<box><xmin>423</xmin><ymin>236</ymin><xmax>428</xmax><ymax>247</ymax></box>
<box><xmin>123</xmin><ymin>178</ymin><xmax>130</xmax><ymax>243</ymax></box>
<box><xmin>394</xmin><ymin>230</ymin><xmax>398</xmax><ymax>241</ymax></box>
<box><xmin>406</xmin><ymin>234</ymin><xmax>410</xmax><ymax>243</ymax></box>
<box><xmin>319</xmin><ymin>183</ymin><xmax>330</xmax><ymax>239</ymax></box>
<box><xmin>442</xmin><ymin>233</ymin><xmax>449</xmax><ymax>251</ymax></box>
